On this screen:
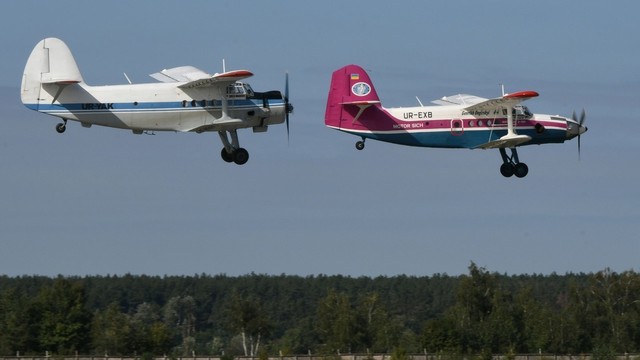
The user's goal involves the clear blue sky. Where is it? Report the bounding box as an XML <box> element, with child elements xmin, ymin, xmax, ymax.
<box><xmin>1</xmin><ymin>0</ymin><xmax>639</xmax><ymax>277</ymax></box>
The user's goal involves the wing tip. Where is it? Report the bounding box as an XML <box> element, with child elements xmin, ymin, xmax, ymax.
<box><xmin>213</xmin><ymin>70</ymin><xmax>254</xmax><ymax>78</ymax></box>
<box><xmin>504</xmin><ymin>90</ymin><xmax>539</xmax><ymax>99</ymax></box>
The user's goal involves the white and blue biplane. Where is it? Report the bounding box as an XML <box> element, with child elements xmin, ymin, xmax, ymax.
<box><xmin>21</xmin><ymin>38</ymin><xmax>293</xmax><ymax>165</ymax></box>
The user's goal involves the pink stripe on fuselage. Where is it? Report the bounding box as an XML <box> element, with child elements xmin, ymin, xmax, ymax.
<box><xmin>343</xmin><ymin>106</ymin><xmax>566</xmax><ymax>133</ymax></box>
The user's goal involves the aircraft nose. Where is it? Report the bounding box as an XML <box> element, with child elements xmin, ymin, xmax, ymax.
<box><xmin>566</xmin><ymin>110</ymin><xmax>587</xmax><ymax>140</ymax></box>
<box><xmin>566</xmin><ymin>118</ymin><xmax>587</xmax><ymax>140</ymax></box>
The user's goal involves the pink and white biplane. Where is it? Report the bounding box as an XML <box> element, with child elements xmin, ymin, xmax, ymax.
<box><xmin>325</xmin><ymin>64</ymin><xmax>587</xmax><ymax>178</ymax></box>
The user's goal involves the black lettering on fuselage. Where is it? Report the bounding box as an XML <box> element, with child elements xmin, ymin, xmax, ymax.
<box><xmin>403</xmin><ymin>111</ymin><xmax>432</xmax><ymax>120</ymax></box>
<box><xmin>82</xmin><ymin>103</ymin><xmax>114</xmax><ymax>110</ymax></box>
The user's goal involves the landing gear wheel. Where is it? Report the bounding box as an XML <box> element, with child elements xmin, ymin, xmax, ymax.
<box><xmin>355</xmin><ymin>141</ymin><xmax>365</xmax><ymax>150</ymax></box>
<box><xmin>55</xmin><ymin>123</ymin><xmax>66</xmax><ymax>133</ymax></box>
<box><xmin>514</xmin><ymin>163</ymin><xmax>529</xmax><ymax>178</ymax></box>
<box><xmin>233</xmin><ymin>148</ymin><xmax>249</xmax><ymax>165</ymax></box>
<box><xmin>221</xmin><ymin>148</ymin><xmax>233</xmax><ymax>163</ymax></box>
<box><xmin>499</xmin><ymin>148</ymin><xmax>529</xmax><ymax>178</ymax></box>
<box><xmin>500</xmin><ymin>163</ymin><xmax>514</xmax><ymax>178</ymax></box>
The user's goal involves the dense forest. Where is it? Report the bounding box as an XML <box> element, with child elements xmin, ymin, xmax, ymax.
<box><xmin>1</xmin><ymin>264</ymin><xmax>639</xmax><ymax>358</ymax></box>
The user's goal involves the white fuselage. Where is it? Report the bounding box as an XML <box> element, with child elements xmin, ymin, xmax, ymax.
<box><xmin>26</xmin><ymin>82</ymin><xmax>286</xmax><ymax>133</ymax></box>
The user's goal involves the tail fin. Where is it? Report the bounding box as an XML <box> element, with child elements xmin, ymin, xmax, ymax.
<box><xmin>324</xmin><ymin>64</ymin><xmax>381</xmax><ymax>129</ymax></box>
<box><xmin>21</xmin><ymin>38</ymin><xmax>84</xmax><ymax>107</ymax></box>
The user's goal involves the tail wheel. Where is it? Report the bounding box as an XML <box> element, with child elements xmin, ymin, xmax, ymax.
<box><xmin>355</xmin><ymin>141</ymin><xmax>365</xmax><ymax>150</ymax></box>
<box><xmin>56</xmin><ymin>121</ymin><xmax>67</xmax><ymax>133</ymax></box>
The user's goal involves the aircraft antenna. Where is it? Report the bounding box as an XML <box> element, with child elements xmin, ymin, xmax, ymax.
<box><xmin>416</xmin><ymin>96</ymin><xmax>424</xmax><ymax>107</ymax></box>
<box><xmin>500</xmin><ymin>83</ymin><xmax>505</xmax><ymax>96</ymax></box>
<box><xmin>124</xmin><ymin>73</ymin><xmax>132</xmax><ymax>84</ymax></box>
<box><xmin>222</xmin><ymin>59</ymin><xmax>226</xmax><ymax>73</ymax></box>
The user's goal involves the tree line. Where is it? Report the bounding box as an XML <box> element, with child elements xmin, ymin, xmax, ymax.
<box><xmin>1</xmin><ymin>264</ymin><xmax>639</xmax><ymax>357</ymax></box>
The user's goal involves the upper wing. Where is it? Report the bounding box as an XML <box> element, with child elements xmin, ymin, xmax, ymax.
<box><xmin>431</xmin><ymin>94</ymin><xmax>487</xmax><ymax>106</ymax></box>
<box><xmin>150</xmin><ymin>66</ymin><xmax>254</xmax><ymax>89</ymax></box>
<box><xmin>464</xmin><ymin>91</ymin><xmax>539</xmax><ymax>112</ymax></box>
<box><xmin>179</xmin><ymin>69</ymin><xmax>253</xmax><ymax>89</ymax></box>
<box><xmin>150</xmin><ymin>66</ymin><xmax>210</xmax><ymax>83</ymax></box>
<box><xmin>431</xmin><ymin>91</ymin><xmax>538</xmax><ymax>109</ymax></box>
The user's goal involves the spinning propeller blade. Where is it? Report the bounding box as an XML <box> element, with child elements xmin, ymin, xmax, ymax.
<box><xmin>573</xmin><ymin>109</ymin><xmax>587</xmax><ymax>159</ymax></box>
<box><xmin>284</xmin><ymin>72</ymin><xmax>293</xmax><ymax>142</ymax></box>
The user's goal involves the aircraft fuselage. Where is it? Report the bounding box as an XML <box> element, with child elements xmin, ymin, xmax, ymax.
<box><xmin>329</xmin><ymin>104</ymin><xmax>575</xmax><ymax>149</ymax></box>
<box><xmin>25</xmin><ymin>82</ymin><xmax>287</xmax><ymax>133</ymax></box>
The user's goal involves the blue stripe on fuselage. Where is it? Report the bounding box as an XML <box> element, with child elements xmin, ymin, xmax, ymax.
<box><xmin>26</xmin><ymin>99</ymin><xmax>285</xmax><ymax>113</ymax></box>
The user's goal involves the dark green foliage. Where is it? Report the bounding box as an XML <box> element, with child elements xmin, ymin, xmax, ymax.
<box><xmin>0</xmin><ymin>268</ymin><xmax>639</xmax><ymax>356</ymax></box>
<box><xmin>33</xmin><ymin>277</ymin><xmax>92</xmax><ymax>354</ymax></box>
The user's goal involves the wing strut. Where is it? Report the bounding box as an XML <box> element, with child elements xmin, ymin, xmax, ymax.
<box><xmin>506</xmin><ymin>105</ymin><xmax>516</xmax><ymax>137</ymax></box>
<box><xmin>496</xmin><ymin>104</ymin><xmax>531</xmax><ymax>147</ymax></box>
<box><xmin>213</xmin><ymin>95</ymin><xmax>242</xmax><ymax>125</ymax></box>
<box><xmin>476</xmin><ymin>104</ymin><xmax>531</xmax><ymax>149</ymax></box>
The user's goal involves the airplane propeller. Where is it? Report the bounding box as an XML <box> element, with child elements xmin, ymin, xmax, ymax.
<box><xmin>284</xmin><ymin>72</ymin><xmax>293</xmax><ymax>142</ymax></box>
<box><xmin>572</xmin><ymin>109</ymin><xmax>587</xmax><ymax>159</ymax></box>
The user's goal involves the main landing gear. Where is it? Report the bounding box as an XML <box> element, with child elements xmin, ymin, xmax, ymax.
<box><xmin>218</xmin><ymin>130</ymin><xmax>249</xmax><ymax>165</ymax></box>
<box><xmin>220</xmin><ymin>147</ymin><xmax>249</xmax><ymax>165</ymax></box>
<box><xmin>499</xmin><ymin>148</ymin><xmax>528</xmax><ymax>178</ymax></box>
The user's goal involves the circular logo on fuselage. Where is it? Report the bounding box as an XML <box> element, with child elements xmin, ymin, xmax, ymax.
<box><xmin>351</xmin><ymin>82</ymin><xmax>371</xmax><ymax>97</ymax></box>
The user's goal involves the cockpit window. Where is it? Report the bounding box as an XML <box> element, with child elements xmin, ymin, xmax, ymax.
<box><xmin>226</xmin><ymin>83</ymin><xmax>247</xmax><ymax>98</ymax></box>
<box><xmin>513</xmin><ymin>105</ymin><xmax>532</xmax><ymax>118</ymax></box>
<box><xmin>243</xmin><ymin>83</ymin><xmax>254</xmax><ymax>97</ymax></box>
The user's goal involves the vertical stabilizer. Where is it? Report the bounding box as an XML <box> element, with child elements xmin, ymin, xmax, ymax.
<box><xmin>21</xmin><ymin>38</ymin><xmax>84</xmax><ymax>106</ymax></box>
<box><xmin>324</xmin><ymin>64</ymin><xmax>381</xmax><ymax>129</ymax></box>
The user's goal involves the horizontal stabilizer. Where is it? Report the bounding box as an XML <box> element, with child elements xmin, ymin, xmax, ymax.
<box><xmin>340</xmin><ymin>100</ymin><xmax>381</xmax><ymax>106</ymax></box>
<box><xmin>41</xmin><ymin>79</ymin><xmax>81</xmax><ymax>85</ymax></box>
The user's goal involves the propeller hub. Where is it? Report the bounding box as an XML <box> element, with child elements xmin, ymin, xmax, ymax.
<box><xmin>580</xmin><ymin>124</ymin><xmax>588</xmax><ymax>135</ymax></box>
<box><xmin>566</xmin><ymin>121</ymin><xmax>588</xmax><ymax>139</ymax></box>
<box><xmin>566</xmin><ymin>109</ymin><xmax>587</xmax><ymax>140</ymax></box>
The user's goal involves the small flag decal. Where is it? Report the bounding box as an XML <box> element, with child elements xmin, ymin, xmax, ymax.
<box><xmin>350</xmin><ymin>74</ymin><xmax>360</xmax><ymax>80</ymax></box>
